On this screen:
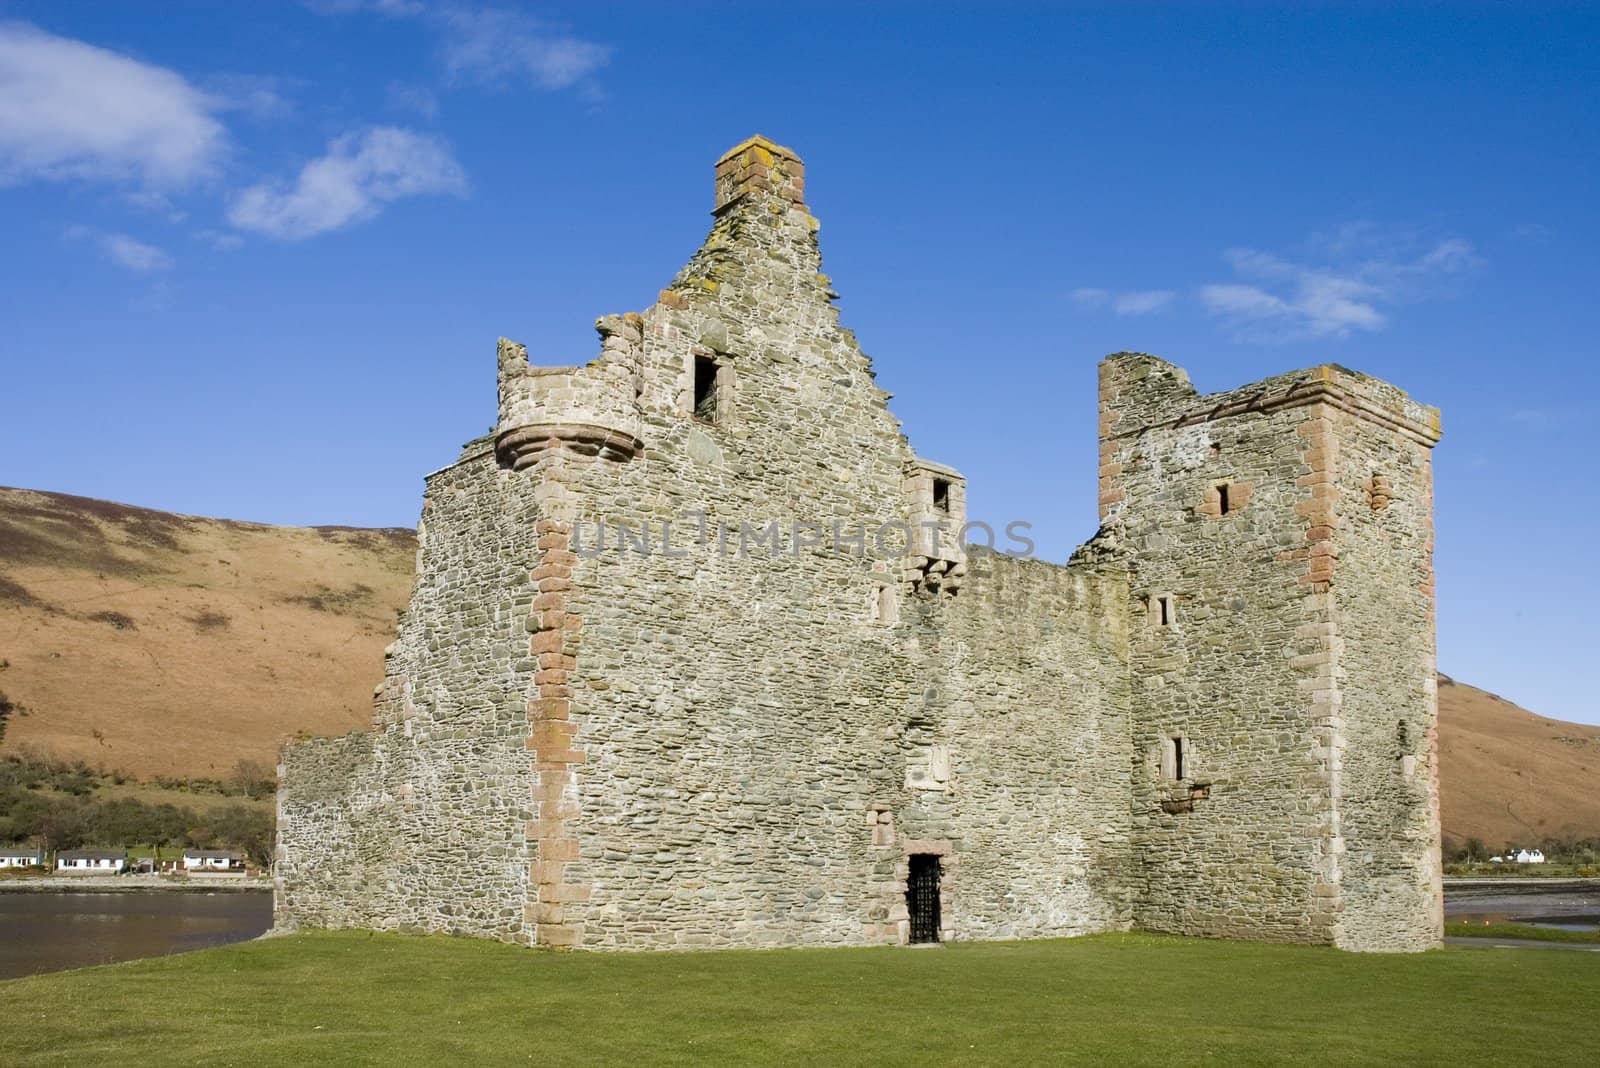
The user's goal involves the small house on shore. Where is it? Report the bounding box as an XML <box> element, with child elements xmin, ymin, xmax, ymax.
<box><xmin>56</xmin><ymin>850</ymin><xmax>127</xmax><ymax>874</ymax></box>
<box><xmin>0</xmin><ymin>847</ymin><xmax>45</xmax><ymax>869</ymax></box>
<box><xmin>183</xmin><ymin>849</ymin><xmax>245</xmax><ymax>872</ymax></box>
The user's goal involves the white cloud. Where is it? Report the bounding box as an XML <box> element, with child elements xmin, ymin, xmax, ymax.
<box><xmin>1503</xmin><ymin>409</ymin><xmax>1566</xmax><ymax>432</ymax></box>
<box><xmin>64</xmin><ymin>225</ymin><xmax>174</xmax><ymax>272</ymax></box>
<box><xmin>227</xmin><ymin>126</ymin><xmax>466</xmax><ymax>240</ymax></box>
<box><xmin>1199</xmin><ymin>230</ymin><xmax>1481</xmax><ymax>341</ymax></box>
<box><xmin>0</xmin><ymin>22</ymin><xmax>227</xmax><ymax>189</ymax></box>
<box><xmin>305</xmin><ymin>1</ymin><xmax>425</xmax><ymax>14</ymax></box>
<box><xmin>195</xmin><ymin>228</ymin><xmax>245</xmax><ymax>251</ymax></box>
<box><xmin>387</xmin><ymin>81</ymin><xmax>440</xmax><ymax>119</ymax></box>
<box><xmin>311</xmin><ymin>3</ymin><xmax>610</xmax><ymax>92</ymax></box>
<box><xmin>1112</xmin><ymin>290</ymin><xmax>1175</xmax><ymax>316</ymax></box>
<box><xmin>205</xmin><ymin>73</ymin><xmax>294</xmax><ymax>121</ymax></box>
<box><xmin>1070</xmin><ymin>287</ymin><xmax>1175</xmax><ymax>316</ymax></box>
<box><xmin>436</xmin><ymin>7</ymin><xmax>610</xmax><ymax>90</ymax></box>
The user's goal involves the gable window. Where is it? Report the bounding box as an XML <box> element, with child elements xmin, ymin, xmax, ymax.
<box><xmin>693</xmin><ymin>355</ymin><xmax>721</xmax><ymax>423</ymax></box>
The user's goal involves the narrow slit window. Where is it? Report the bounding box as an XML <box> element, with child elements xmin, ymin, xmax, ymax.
<box><xmin>1172</xmin><ymin>736</ymin><xmax>1185</xmax><ymax>781</ymax></box>
<box><xmin>693</xmin><ymin>356</ymin><xmax>719</xmax><ymax>422</ymax></box>
<box><xmin>1154</xmin><ymin>594</ymin><xmax>1174</xmax><ymax>627</ymax></box>
<box><xmin>932</xmin><ymin>477</ymin><xmax>951</xmax><ymax>515</ymax></box>
<box><xmin>1217</xmin><ymin>483</ymin><xmax>1231</xmax><ymax>515</ymax></box>
<box><xmin>871</xmin><ymin>583</ymin><xmax>898</xmax><ymax>627</ymax></box>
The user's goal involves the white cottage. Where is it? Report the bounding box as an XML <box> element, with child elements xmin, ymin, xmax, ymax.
<box><xmin>182</xmin><ymin>849</ymin><xmax>244</xmax><ymax>872</ymax></box>
<box><xmin>55</xmin><ymin>849</ymin><xmax>127</xmax><ymax>874</ymax></box>
<box><xmin>0</xmin><ymin>847</ymin><xmax>45</xmax><ymax>869</ymax></box>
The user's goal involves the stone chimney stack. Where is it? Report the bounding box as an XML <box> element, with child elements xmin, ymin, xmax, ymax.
<box><xmin>713</xmin><ymin>135</ymin><xmax>806</xmax><ymax>215</ymax></box>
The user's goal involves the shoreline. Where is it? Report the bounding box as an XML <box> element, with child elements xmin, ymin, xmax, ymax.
<box><xmin>1444</xmin><ymin>877</ymin><xmax>1600</xmax><ymax>896</ymax></box>
<box><xmin>0</xmin><ymin>875</ymin><xmax>270</xmax><ymax>894</ymax></box>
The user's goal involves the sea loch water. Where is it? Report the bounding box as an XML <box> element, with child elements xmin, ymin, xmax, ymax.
<box><xmin>0</xmin><ymin>889</ymin><xmax>272</xmax><ymax>980</ymax></box>
<box><xmin>1</xmin><ymin>883</ymin><xmax>1595</xmax><ymax>980</ymax></box>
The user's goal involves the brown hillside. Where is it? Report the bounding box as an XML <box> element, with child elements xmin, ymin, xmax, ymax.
<box><xmin>2</xmin><ymin>487</ymin><xmax>1596</xmax><ymax>847</ymax></box>
<box><xmin>0</xmin><ymin>487</ymin><xmax>414</xmax><ymax>778</ymax></box>
<box><xmin>1436</xmin><ymin>674</ymin><xmax>1600</xmax><ymax>851</ymax></box>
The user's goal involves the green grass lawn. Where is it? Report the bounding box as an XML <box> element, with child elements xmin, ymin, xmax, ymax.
<box><xmin>1447</xmin><ymin>920</ymin><xmax>1600</xmax><ymax>944</ymax></box>
<box><xmin>3</xmin><ymin>931</ymin><xmax>1598</xmax><ymax>1066</ymax></box>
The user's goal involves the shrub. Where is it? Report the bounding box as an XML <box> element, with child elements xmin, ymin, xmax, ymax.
<box><xmin>187</xmin><ymin>609</ymin><xmax>231</xmax><ymax>632</ymax></box>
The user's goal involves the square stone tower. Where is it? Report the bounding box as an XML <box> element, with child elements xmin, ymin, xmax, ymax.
<box><xmin>1100</xmin><ymin>356</ymin><xmax>1442</xmax><ymax>952</ymax></box>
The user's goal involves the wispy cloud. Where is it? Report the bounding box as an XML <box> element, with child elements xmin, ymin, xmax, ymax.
<box><xmin>1070</xmin><ymin>287</ymin><xmax>1176</xmax><ymax>316</ymax></box>
<box><xmin>195</xmin><ymin>228</ymin><xmax>245</xmax><ymax>251</ymax></box>
<box><xmin>310</xmin><ymin>3</ymin><xmax>610</xmax><ymax>93</ymax></box>
<box><xmin>1199</xmin><ymin>225</ymin><xmax>1481</xmax><ymax>341</ymax></box>
<box><xmin>305</xmin><ymin>0</ymin><xmax>425</xmax><ymax>14</ymax></box>
<box><xmin>227</xmin><ymin>126</ymin><xmax>465</xmax><ymax>240</ymax></box>
<box><xmin>64</xmin><ymin>225</ymin><xmax>175</xmax><ymax>272</ymax></box>
<box><xmin>435</xmin><ymin>7</ymin><xmax>610</xmax><ymax>91</ymax></box>
<box><xmin>0</xmin><ymin>22</ymin><xmax>227</xmax><ymax>189</ymax></box>
<box><xmin>205</xmin><ymin>73</ymin><xmax>295</xmax><ymax>121</ymax></box>
<box><xmin>387</xmin><ymin>81</ymin><xmax>439</xmax><ymax>119</ymax></box>
<box><xmin>1502</xmin><ymin>409</ymin><xmax>1566</xmax><ymax>432</ymax></box>
<box><xmin>1510</xmin><ymin>222</ymin><xmax>1553</xmax><ymax>244</ymax></box>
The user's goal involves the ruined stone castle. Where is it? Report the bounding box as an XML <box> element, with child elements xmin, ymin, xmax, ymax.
<box><xmin>277</xmin><ymin>137</ymin><xmax>1444</xmax><ymax>953</ymax></box>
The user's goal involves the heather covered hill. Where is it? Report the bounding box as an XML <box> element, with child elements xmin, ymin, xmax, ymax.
<box><xmin>0</xmin><ymin>487</ymin><xmax>414</xmax><ymax>777</ymax></box>
<box><xmin>0</xmin><ymin>486</ymin><xmax>1594</xmax><ymax>849</ymax></box>
<box><xmin>1436</xmin><ymin>674</ymin><xmax>1600</xmax><ymax>852</ymax></box>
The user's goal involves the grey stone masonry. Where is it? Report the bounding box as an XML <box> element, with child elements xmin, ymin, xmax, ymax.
<box><xmin>277</xmin><ymin>136</ymin><xmax>1443</xmax><ymax>953</ymax></box>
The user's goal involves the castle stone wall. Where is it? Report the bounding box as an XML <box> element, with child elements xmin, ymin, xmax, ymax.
<box><xmin>276</xmin><ymin>136</ymin><xmax>1442</xmax><ymax>953</ymax></box>
<box><xmin>1324</xmin><ymin>403</ymin><xmax>1442</xmax><ymax>951</ymax></box>
<box><xmin>1098</xmin><ymin>356</ymin><xmax>1441</xmax><ymax>949</ymax></box>
<box><xmin>277</xmin><ymin>452</ymin><xmax>540</xmax><ymax>941</ymax></box>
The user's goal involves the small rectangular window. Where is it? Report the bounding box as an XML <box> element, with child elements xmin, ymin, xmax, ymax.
<box><xmin>693</xmin><ymin>356</ymin><xmax>719</xmax><ymax>422</ymax></box>
<box><xmin>1153</xmin><ymin>593</ymin><xmax>1174</xmax><ymax>627</ymax></box>
<box><xmin>932</xmin><ymin>478</ymin><xmax>951</xmax><ymax>515</ymax></box>
<box><xmin>871</xmin><ymin>583</ymin><xmax>898</xmax><ymax>626</ymax></box>
<box><xmin>1217</xmin><ymin>483</ymin><xmax>1231</xmax><ymax>515</ymax></box>
<box><xmin>1172</xmin><ymin>736</ymin><xmax>1185</xmax><ymax>781</ymax></box>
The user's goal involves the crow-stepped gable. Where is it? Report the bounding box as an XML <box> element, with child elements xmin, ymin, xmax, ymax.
<box><xmin>277</xmin><ymin>136</ymin><xmax>1443</xmax><ymax>953</ymax></box>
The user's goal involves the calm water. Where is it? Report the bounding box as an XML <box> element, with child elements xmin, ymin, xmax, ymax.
<box><xmin>0</xmin><ymin>890</ymin><xmax>272</xmax><ymax>980</ymax></box>
<box><xmin>1445</xmin><ymin>882</ymin><xmax>1600</xmax><ymax>931</ymax></box>
<box><xmin>1</xmin><ymin>884</ymin><xmax>1594</xmax><ymax>980</ymax></box>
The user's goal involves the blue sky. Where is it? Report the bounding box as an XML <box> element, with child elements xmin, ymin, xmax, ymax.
<box><xmin>0</xmin><ymin>2</ymin><xmax>1595</xmax><ymax>724</ymax></box>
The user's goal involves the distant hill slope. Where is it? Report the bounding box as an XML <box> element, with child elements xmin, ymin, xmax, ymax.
<box><xmin>1437</xmin><ymin>674</ymin><xmax>1600</xmax><ymax>851</ymax></box>
<box><xmin>0</xmin><ymin>487</ymin><xmax>414</xmax><ymax>778</ymax></box>
<box><xmin>1</xmin><ymin>486</ymin><xmax>1595</xmax><ymax>846</ymax></box>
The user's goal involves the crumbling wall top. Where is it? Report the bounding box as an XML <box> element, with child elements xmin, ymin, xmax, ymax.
<box><xmin>1101</xmin><ymin>352</ymin><xmax>1440</xmax><ymax>448</ymax></box>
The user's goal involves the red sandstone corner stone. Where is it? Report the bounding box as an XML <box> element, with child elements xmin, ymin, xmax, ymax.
<box><xmin>536</xmin><ymin>923</ymin><xmax>581</xmax><ymax>948</ymax></box>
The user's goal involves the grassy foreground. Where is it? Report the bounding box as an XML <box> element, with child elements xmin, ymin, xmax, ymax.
<box><xmin>3</xmin><ymin>931</ymin><xmax>1599</xmax><ymax>1066</ymax></box>
<box><xmin>1446</xmin><ymin>920</ymin><xmax>1600</xmax><ymax>944</ymax></box>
